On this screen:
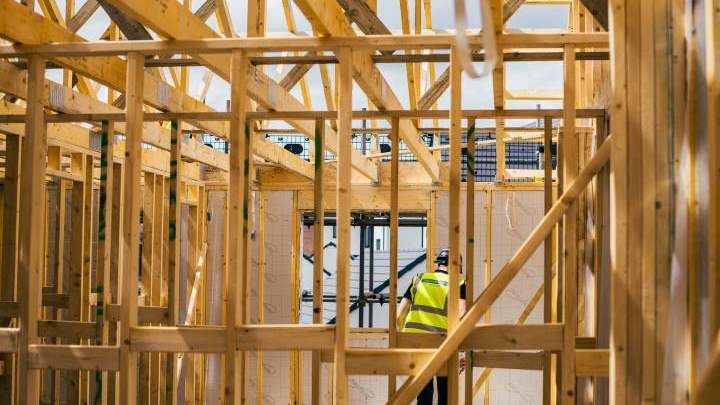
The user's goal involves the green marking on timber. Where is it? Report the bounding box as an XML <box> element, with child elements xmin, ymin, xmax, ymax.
<box><xmin>314</xmin><ymin>126</ymin><xmax>323</xmax><ymax>168</ymax></box>
<box><xmin>169</xmin><ymin>221</ymin><xmax>177</xmax><ymax>241</ymax></box>
<box><xmin>466</xmin><ymin>120</ymin><xmax>476</xmax><ymax>177</ymax></box>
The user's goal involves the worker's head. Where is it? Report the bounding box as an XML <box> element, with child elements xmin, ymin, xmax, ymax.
<box><xmin>434</xmin><ymin>249</ymin><xmax>463</xmax><ymax>273</ymax></box>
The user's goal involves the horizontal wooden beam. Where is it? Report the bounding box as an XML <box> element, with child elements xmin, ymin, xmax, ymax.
<box><xmin>28</xmin><ymin>345</ymin><xmax>119</xmax><ymax>370</ymax></box>
<box><xmin>130</xmin><ymin>324</ymin><xmax>336</xmax><ymax>353</ymax></box>
<box><xmin>0</xmin><ymin>108</ymin><xmax>605</xmax><ymax>123</ymax></box>
<box><xmin>0</xmin><ymin>33</ymin><xmax>610</xmax><ymax>57</ymax></box>
<box><xmin>344</xmin><ymin>349</ymin><xmax>545</xmax><ymax>375</ymax></box>
<box><xmin>472</xmin><ymin>350</ymin><xmax>545</xmax><ymax>370</ymax></box>
<box><xmin>38</xmin><ymin>320</ymin><xmax>96</xmax><ymax>340</ymax></box>
<box><xmin>235</xmin><ymin>324</ymin><xmax>335</xmax><ymax>350</ymax></box>
<box><xmin>105</xmin><ymin>304</ymin><xmax>167</xmax><ymax>323</ymax></box>
<box><xmin>346</xmin><ymin>349</ymin><xmax>441</xmax><ymax>376</ymax></box>
<box><xmin>130</xmin><ymin>326</ymin><xmax>226</xmax><ymax>353</ymax></box>
<box><xmin>141</xmin><ymin>50</ymin><xmax>608</xmax><ymax>67</ymax></box>
<box><xmin>397</xmin><ymin>324</ymin><xmax>564</xmax><ymax>351</ymax></box>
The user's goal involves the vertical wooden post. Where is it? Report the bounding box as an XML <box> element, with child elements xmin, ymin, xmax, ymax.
<box><xmin>561</xmin><ymin>44</ymin><xmax>578</xmax><ymax>404</ymax></box>
<box><xmin>49</xmin><ymin>148</ymin><xmax>66</xmax><ymax>404</ymax></box>
<box><xmin>96</xmin><ymin>120</ymin><xmax>116</xmax><ymax>403</ymax></box>
<box><xmin>257</xmin><ymin>190</ymin><xmax>266</xmax><ymax>405</ymax></box>
<box><xmin>543</xmin><ymin>116</ymin><xmax>554</xmax><ymax>405</ymax></box>
<box><xmin>119</xmin><ymin>52</ymin><xmax>145</xmax><ymax>405</ymax></box>
<box><xmin>109</xmin><ymin>161</ymin><xmax>124</xmax><ymax>404</ymax></box>
<box><xmin>0</xmin><ymin>130</ymin><xmax>20</xmax><ymax>399</ymax></box>
<box><xmin>242</xmin><ymin>122</ymin><xmax>255</xmax><ymax>405</ymax></box>
<box><xmin>16</xmin><ymin>53</ymin><xmax>45</xmax><ymax>405</ymax></box>
<box><xmin>388</xmin><ymin>116</ymin><xmax>400</xmax><ymax>397</ymax></box>
<box><xmin>81</xmin><ymin>153</ymin><xmax>93</xmax><ymax>404</ymax></box>
<box><xmin>167</xmin><ymin>119</ymin><xmax>182</xmax><ymax>405</ymax></box>
<box><xmin>706</xmin><ymin>0</ymin><xmax>720</xmax><ymax>342</ymax></box>
<box><xmin>609</xmin><ymin>1</ymin><xmax>628</xmax><ymax>403</ymax></box>
<box><xmin>67</xmin><ymin>152</ymin><xmax>86</xmax><ymax>404</ymax></box>
<box><xmin>290</xmin><ymin>191</ymin><xmax>302</xmax><ymax>405</ymax></box>
<box><xmin>140</xmin><ymin>171</ymin><xmax>155</xmax><ymax>405</ymax></box>
<box><xmin>447</xmin><ymin>45</ymin><xmax>462</xmax><ymax>405</ymax></box>
<box><xmin>483</xmin><ymin>190</ymin><xmax>492</xmax><ymax>405</ymax></box>
<box><xmin>333</xmin><ymin>46</ymin><xmax>353</xmax><ymax>405</ymax></box>
<box><xmin>150</xmin><ymin>173</ymin><xmax>164</xmax><ymax>403</ymax></box>
<box><xmin>463</xmin><ymin>118</ymin><xmax>476</xmax><ymax>405</ymax></box>
<box><xmin>311</xmin><ymin>118</ymin><xmax>325</xmax><ymax>405</ymax></box>
<box><xmin>226</xmin><ymin>48</ymin><xmax>249</xmax><ymax>405</ymax></box>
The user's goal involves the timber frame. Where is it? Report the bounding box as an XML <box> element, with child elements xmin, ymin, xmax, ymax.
<box><xmin>0</xmin><ymin>0</ymin><xmax>716</xmax><ymax>404</ymax></box>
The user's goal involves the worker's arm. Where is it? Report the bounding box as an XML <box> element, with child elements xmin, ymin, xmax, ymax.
<box><xmin>459</xmin><ymin>298</ymin><xmax>466</xmax><ymax>318</ymax></box>
<box><xmin>396</xmin><ymin>297</ymin><xmax>411</xmax><ymax>330</ymax></box>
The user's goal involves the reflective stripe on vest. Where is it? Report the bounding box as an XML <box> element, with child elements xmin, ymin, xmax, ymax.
<box><xmin>401</xmin><ymin>272</ymin><xmax>464</xmax><ymax>334</ymax></box>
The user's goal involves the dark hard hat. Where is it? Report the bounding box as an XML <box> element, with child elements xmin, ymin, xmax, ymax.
<box><xmin>434</xmin><ymin>249</ymin><xmax>450</xmax><ymax>266</ymax></box>
<box><xmin>434</xmin><ymin>248</ymin><xmax>462</xmax><ymax>268</ymax></box>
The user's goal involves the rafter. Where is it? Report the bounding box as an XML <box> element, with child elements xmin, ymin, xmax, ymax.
<box><xmin>279</xmin><ymin>62</ymin><xmax>313</xmax><ymax>91</ymax></box>
<box><xmin>0</xmin><ymin>0</ymin><xmax>315</xmax><ymax>179</ymax></box>
<box><xmin>279</xmin><ymin>0</ymin><xmax>313</xmax><ymax>108</ymax></box>
<box><xmin>335</xmin><ymin>0</ymin><xmax>391</xmax><ymax>35</ymax></box>
<box><xmin>97</xmin><ymin>0</ymin><xmax>151</xmax><ymax>40</ymax></box>
<box><xmin>293</xmin><ymin>0</ymin><xmax>440</xmax><ymax>182</ymax></box>
<box><xmin>102</xmin><ymin>0</ymin><xmax>378</xmax><ymax>181</ymax></box>
<box><xmin>399</xmin><ymin>0</ymin><xmax>419</xmax><ymax>124</ymax></box>
<box><xmin>66</xmin><ymin>0</ymin><xmax>100</xmax><ymax>33</ymax></box>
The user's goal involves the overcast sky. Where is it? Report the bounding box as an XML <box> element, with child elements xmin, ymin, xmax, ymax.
<box><xmin>46</xmin><ymin>0</ymin><xmax>570</xmax><ymax>129</ymax></box>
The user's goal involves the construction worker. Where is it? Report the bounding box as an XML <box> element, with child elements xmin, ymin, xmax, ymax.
<box><xmin>396</xmin><ymin>248</ymin><xmax>466</xmax><ymax>405</ymax></box>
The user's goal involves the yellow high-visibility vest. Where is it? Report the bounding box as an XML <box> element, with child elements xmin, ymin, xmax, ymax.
<box><xmin>401</xmin><ymin>272</ymin><xmax>464</xmax><ymax>334</ymax></box>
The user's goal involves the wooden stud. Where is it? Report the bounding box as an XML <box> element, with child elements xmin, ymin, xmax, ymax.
<box><xmin>388</xmin><ymin>116</ymin><xmax>400</xmax><ymax>396</ymax></box>
<box><xmin>561</xmin><ymin>44</ymin><xmax>578</xmax><ymax>405</ymax></box>
<box><xmin>16</xmin><ymin>53</ymin><xmax>46</xmax><ymax>405</ymax></box>
<box><xmin>226</xmin><ymin>48</ymin><xmax>249</xmax><ymax>405</ymax></box>
<box><xmin>257</xmin><ymin>190</ymin><xmax>266</xmax><ymax>405</ymax></box>
<box><xmin>290</xmin><ymin>191</ymin><xmax>302</xmax><ymax>404</ymax></box>
<box><xmin>80</xmin><ymin>153</ymin><xmax>93</xmax><ymax>405</ymax></box>
<box><xmin>608</xmin><ymin>0</ymin><xmax>628</xmax><ymax>403</ymax></box>
<box><xmin>118</xmin><ymin>52</ymin><xmax>145</xmax><ymax>405</ymax></box>
<box><xmin>67</xmin><ymin>152</ymin><xmax>86</xmax><ymax>404</ymax></box>
<box><xmin>150</xmin><ymin>172</ymin><xmax>164</xmax><ymax>403</ymax></box>
<box><xmin>447</xmin><ymin>45</ymin><xmax>462</xmax><ymax>405</ymax></box>
<box><xmin>96</xmin><ymin>120</ymin><xmax>115</xmax><ymax>403</ymax></box>
<box><xmin>464</xmin><ymin>117</ymin><xmax>476</xmax><ymax>405</ymax></box>
<box><xmin>167</xmin><ymin>119</ymin><xmax>182</xmax><ymax>405</ymax></box>
<box><xmin>483</xmin><ymin>190</ymin><xmax>493</xmax><ymax>405</ymax></box>
<box><xmin>140</xmin><ymin>171</ymin><xmax>155</xmax><ymax>405</ymax></box>
<box><xmin>332</xmin><ymin>46</ymin><xmax>353</xmax><ymax>405</ymax></box>
<box><xmin>543</xmin><ymin>115</ymin><xmax>554</xmax><ymax>405</ymax></box>
<box><xmin>707</xmin><ymin>0</ymin><xmax>720</xmax><ymax>341</ymax></box>
<box><xmin>0</xmin><ymin>131</ymin><xmax>20</xmax><ymax>399</ymax></box>
<box><xmin>311</xmin><ymin>118</ymin><xmax>325</xmax><ymax>405</ymax></box>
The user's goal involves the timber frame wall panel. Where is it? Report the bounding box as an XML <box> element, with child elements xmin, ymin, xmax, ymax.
<box><xmin>2</xmin><ymin>1</ymin><xmax>716</xmax><ymax>403</ymax></box>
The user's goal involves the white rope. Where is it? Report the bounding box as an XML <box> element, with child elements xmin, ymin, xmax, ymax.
<box><xmin>505</xmin><ymin>191</ymin><xmax>518</xmax><ymax>231</ymax></box>
<box><xmin>453</xmin><ymin>0</ymin><xmax>498</xmax><ymax>79</ymax></box>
